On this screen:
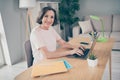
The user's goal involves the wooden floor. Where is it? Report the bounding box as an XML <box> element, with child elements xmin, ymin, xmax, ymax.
<box><xmin>0</xmin><ymin>51</ymin><xmax>120</xmax><ymax>80</ymax></box>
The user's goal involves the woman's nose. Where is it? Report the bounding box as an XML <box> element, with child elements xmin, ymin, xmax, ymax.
<box><xmin>47</xmin><ymin>17</ymin><xmax>51</xmax><ymax>21</ymax></box>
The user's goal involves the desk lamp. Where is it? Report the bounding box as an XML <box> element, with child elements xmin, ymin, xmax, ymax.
<box><xmin>90</xmin><ymin>15</ymin><xmax>107</xmax><ymax>42</ymax></box>
<box><xmin>19</xmin><ymin>0</ymin><xmax>36</xmax><ymax>40</ymax></box>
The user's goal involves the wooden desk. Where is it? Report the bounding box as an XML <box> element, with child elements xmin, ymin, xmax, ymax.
<box><xmin>15</xmin><ymin>37</ymin><xmax>114</xmax><ymax>80</ymax></box>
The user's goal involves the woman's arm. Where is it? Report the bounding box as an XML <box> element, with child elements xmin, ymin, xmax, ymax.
<box><xmin>39</xmin><ymin>46</ymin><xmax>83</xmax><ymax>59</ymax></box>
<box><xmin>57</xmin><ymin>39</ymin><xmax>85</xmax><ymax>50</ymax></box>
<box><xmin>57</xmin><ymin>39</ymin><xmax>75</xmax><ymax>49</ymax></box>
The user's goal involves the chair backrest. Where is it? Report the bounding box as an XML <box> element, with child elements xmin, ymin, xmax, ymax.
<box><xmin>24</xmin><ymin>40</ymin><xmax>33</xmax><ymax>67</ymax></box>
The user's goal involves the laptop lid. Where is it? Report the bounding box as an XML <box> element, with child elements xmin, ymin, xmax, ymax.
<box><xmin>85</xmin><ymin>38</ymin><xmax>97</xmax><ymax>58</ymax></box>
<box><xmin>89</xmin><ymin>32</ymin><xmax>100</xmax><ymax>53</ymax></box>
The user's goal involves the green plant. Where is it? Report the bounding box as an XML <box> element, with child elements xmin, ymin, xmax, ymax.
<box><xmin>59</xmin><ymin>0</ymin><xmax>80</xmax><ymax>40</ymax></box>
<box><xmin>88</xmin><ymin>53</ymin><xmax>97</xmax><ymax>60</ymax></box>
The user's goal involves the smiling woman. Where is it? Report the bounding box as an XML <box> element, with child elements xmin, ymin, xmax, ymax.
<box><xmin>29</xmin><ymin>1</ymin><xmax>62</xmax><ymax>40</ymax></box>
<box><xmin>30</xmin><ymin>6</ymin><xmax>84</xmax><ymax>65</ymax></box>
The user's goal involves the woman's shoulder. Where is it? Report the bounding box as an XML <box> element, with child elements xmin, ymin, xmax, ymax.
<box><xmin>30</xmin><ymin>26</ymin><xmax>42</xmax><ymax>38</ymax></box>
<box><xmin>31</xmin><ymin>26</ymin><xmax>42</xmax><ymax>33</ymax></box>
<box><xmin>31</xmin><ymin>26</ymin><xmax>43</xmax><ymax>37</ymax></box>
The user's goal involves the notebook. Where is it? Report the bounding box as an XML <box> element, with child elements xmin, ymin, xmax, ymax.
<box><xmin>31</xmin><ymin>60</ymin><xmax>68</xmax><ymax>77</ymax></box>
<box><xmin>67</xmin><ymin>34</ymin><xmax>99</xmax><ymax>59</ymax></box>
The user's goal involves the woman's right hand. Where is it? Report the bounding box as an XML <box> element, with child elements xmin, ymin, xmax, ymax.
<box><xmin>69</xmin><ymin>48</ymin><xmax>84</xmax><ymax>56</ymax></box>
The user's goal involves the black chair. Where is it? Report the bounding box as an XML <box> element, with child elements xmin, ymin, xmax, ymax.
<box><xmin>24</xmin><ymin>40</ymin><xmax>33</xmax><ymax>67</ymax></box>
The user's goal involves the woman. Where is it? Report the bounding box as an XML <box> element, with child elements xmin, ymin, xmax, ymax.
<box><xmin>30</xmin><ymin>6</ymin><xmax>84</xmax><ymax>64</ymax></box>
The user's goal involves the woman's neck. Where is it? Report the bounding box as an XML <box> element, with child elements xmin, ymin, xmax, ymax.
<box><xmin>40</xmin><ymin>25</ymin><xmax>49</xmax><ymax>30</ymax></box>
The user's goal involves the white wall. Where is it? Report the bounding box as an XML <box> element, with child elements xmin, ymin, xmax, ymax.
<box><xmin>0</xmin><ymin>0</ymin><xmax>26</xmax><ymax>65</ymax></box>
<box><xmin>77</xmin><ymin>0</ymin><xmax>120</xmax><ymax>19</ymax></box>
<box><xmin>0</xmin><ymin>13</ymin><xmax>11</xmax><ymax>65</ymax></box>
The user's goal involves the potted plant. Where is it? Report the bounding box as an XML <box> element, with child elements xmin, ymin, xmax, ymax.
<box><xmin>59</xmin><ymin>0</ymin><xmax>80</xmax><ymax>41</ymax></box>
<box><xmin>87</xmin><ymin>53</ymin><xmax>98</xmax><ymax>67</ymax></box>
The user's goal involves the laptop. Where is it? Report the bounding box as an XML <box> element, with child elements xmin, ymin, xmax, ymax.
<box><xmin>67</xmin><ymin>34</ymin><xmax>99</xmax><ymax>59</ymax></box>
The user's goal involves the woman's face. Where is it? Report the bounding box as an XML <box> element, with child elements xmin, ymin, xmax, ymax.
<box><xmin>42</xmin><ymin>10</ymin><xmax>54</xmax><ymax>29</ymax></box>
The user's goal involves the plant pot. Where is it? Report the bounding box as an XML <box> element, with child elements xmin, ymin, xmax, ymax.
<box><xmin>87</xmin><ymin>58</ymin><xmax>98</xmax><ymax>67</ymax></box>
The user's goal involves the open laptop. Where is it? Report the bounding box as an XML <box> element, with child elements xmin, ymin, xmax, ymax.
<box><xmin>67</xmin><ymin>34</ymin><xmax>99</xmax><ymax>59</ymax></box>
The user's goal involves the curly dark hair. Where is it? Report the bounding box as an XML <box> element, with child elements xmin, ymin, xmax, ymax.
<box><xmin>37</xmin><ymin>6</ymin><xmax>58</xmax><ymax>26</ymax></box>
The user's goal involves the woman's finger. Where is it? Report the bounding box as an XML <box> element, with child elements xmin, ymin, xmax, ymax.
<box><xmin>79</xmin><ymin>45</ymin><xmax>85</xmax><ymax>51</ymax></box>
<box><xmin>76</xmin><ymin>49</ymin><xmax>84</xmax><ymax>55</ymax></box>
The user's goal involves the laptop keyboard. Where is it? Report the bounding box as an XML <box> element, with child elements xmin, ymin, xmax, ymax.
<box><xmin>73</xmin><ymin>49</ymin><xmax>90</xmax><ymax>58</ymax></box>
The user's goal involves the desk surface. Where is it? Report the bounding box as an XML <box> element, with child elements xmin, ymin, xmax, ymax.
<box><xmin>15</xmin><ymin>37</ymin><xmax>114</xmax><ymax>80</ymax></box>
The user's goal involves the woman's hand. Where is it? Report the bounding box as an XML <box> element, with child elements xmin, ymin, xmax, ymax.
<box><xmin>69</xmin><ymin>48</ymin><xmax>84</xmax><ymax>56</ymax></box>
<box><xmin>57</xmin><ymin>39</ymin><xmax>86</xmax><ymax>56</ymax></box>
<box><xmin>78</xmin><ymin>45</ymin><xmax>86</xmax><ymax>51</ymax></box>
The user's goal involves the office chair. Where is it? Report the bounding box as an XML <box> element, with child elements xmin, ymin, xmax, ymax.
<box><xmin>24</xmin><ymin>40</ymin><xmax>33</xmax><ymax>67</ymax></box>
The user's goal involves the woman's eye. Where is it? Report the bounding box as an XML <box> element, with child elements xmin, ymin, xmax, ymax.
<box><xmin>44</xmin><ymin>15</ymin><xmax>54</xmax><ymax>19</ymax></box>
<box><xmin>44</xmin><ymin>15</ymin><xmax>48</xmax><ymax>17</ymax></box>
<box><xmin>51</xmin><ymin>16</ymin><xmax>54</xmax><ymax>19</ymax></box>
